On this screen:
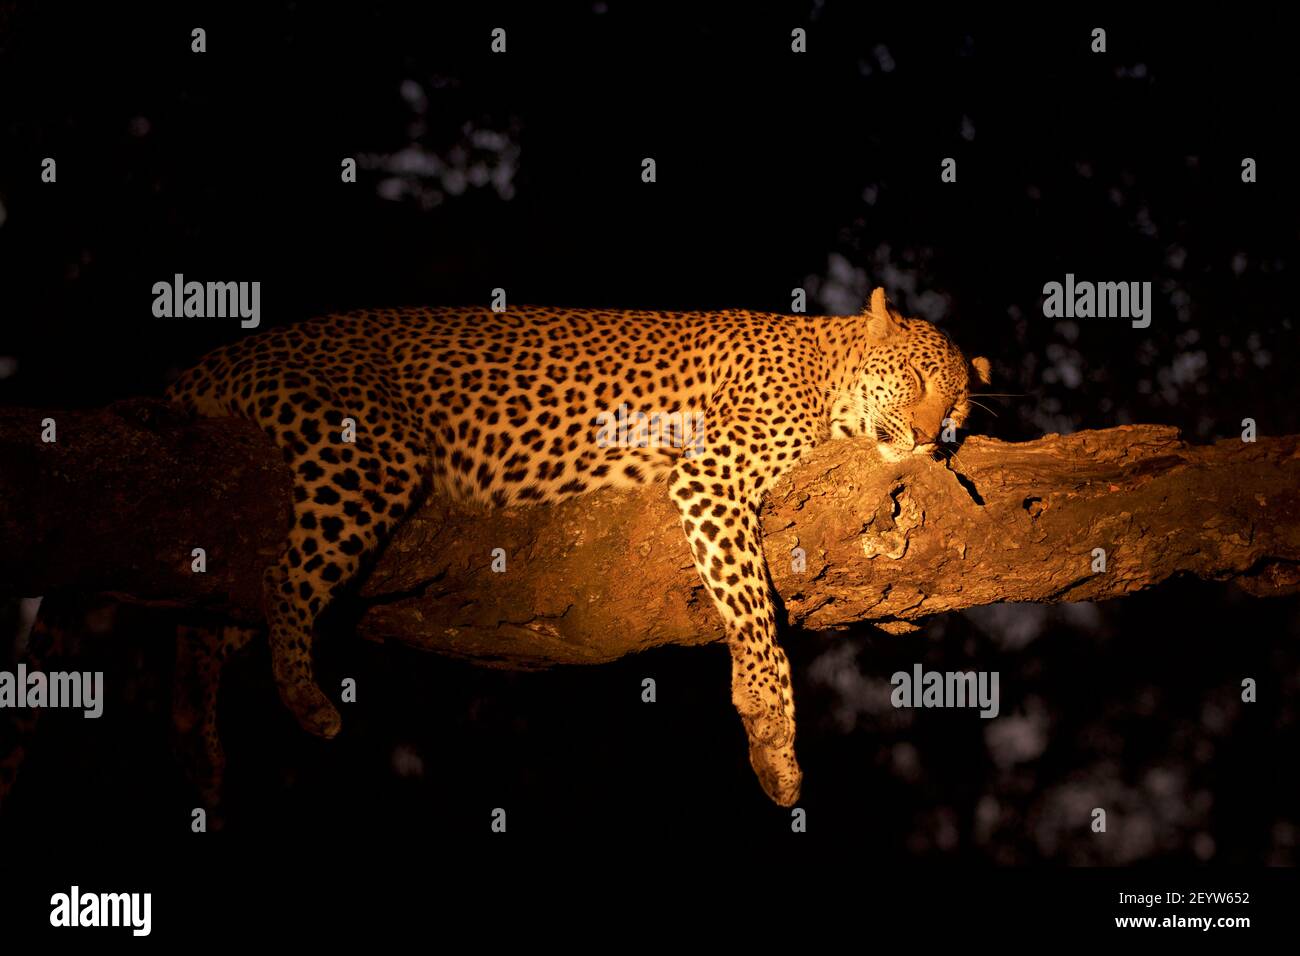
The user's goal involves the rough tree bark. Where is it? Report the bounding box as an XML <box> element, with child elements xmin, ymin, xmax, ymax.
<box><xmin>2</xmin><ymin>400</ymin><xmax>1297</xmax><ymax>668</ymax></box>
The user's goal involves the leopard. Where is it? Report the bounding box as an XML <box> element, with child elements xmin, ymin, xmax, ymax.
<box><xmin>162</xmin><ymin>286</ymin><xmax>991</xmax><ymax>807</ymax></box>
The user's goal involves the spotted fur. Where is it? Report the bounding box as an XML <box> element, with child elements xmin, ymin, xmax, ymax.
<box><xmin>165</xmin><ymin>286</ymin><xmax>990</xmax><ymax>805</ymax></box>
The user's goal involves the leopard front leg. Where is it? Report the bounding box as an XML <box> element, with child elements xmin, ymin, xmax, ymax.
<box><xmin>668</xmin><ymin>447</ymin><xmax>803</xmax><ymax>807</ymax></box>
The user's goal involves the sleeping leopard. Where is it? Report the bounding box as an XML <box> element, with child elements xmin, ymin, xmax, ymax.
<box><xmin>164</xmin><ymin>287</ymin><xmax>991</xmax><ymax>807</ymax></box>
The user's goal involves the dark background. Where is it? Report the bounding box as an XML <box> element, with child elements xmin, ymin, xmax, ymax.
<box><xmin>1</xmin><ymin>0</ymin><xmax>1297</xmax><ymax>875</ymax></box>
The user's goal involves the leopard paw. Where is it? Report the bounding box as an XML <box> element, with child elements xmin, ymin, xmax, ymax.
<box><xmin>748</xmin><ymin>738</ymin><xmax>802</xmax><ymax>807</ymax></box>
<box><xmin>279</xmin><ymin>683</ymin><xmax>342</xmax><ymax>739</ymax></box>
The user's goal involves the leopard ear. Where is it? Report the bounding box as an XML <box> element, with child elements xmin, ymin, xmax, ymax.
<box><xmin>865</xmin><ymin>287</ymin><xmax>905</xmax><ymax>342</ymax></box>
<box><xmin>971</xmin><ymin>356</ymin><xmax>992</xmax><ymax>385</ymax></box>
<box><xmin>868</xmin><ymin>287</ymin><xmax>888</xmax><ymax>316</ymax></box>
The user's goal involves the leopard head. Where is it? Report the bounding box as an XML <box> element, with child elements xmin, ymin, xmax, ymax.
<box><xmin>830</xmin><ymin>287</ymin><xmax>991</xmax><ymax>459</ymax></box>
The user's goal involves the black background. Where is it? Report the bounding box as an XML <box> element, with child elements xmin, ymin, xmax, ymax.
<box><xmin>1</xmin><ymin>1</ymin><xmax>1297</xmax><ymax>935</ymax></box>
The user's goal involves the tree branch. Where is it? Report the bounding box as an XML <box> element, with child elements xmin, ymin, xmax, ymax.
<box><xmin>3</xmin><ymin>401</ymin><xmax>1297</xmax><ymax>667</ymax></box>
